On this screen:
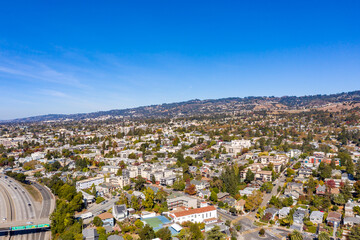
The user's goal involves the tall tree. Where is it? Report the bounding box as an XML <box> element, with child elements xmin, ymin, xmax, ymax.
<box><xmin>245</xmin><ymin>169</ymin><xmax>255</xmax><ymax>183</ymax></box>
<box><xmin>190</xmin><ymin>223</ymin><xmax>203</xmax><ymax>240</ymax></box>
<box><xmin>139</xmin><ymin>224</ymin><xmax>156</xmax><ymax>240</ymax></box>
<box><xmin>156</xmin><ymin>227</ymin><xmax>172</xmax><ymax>240</ymax></box>
<box><xmin>143</xmin><ymin>187</ymin><xmax>155</xmax><ymax>210</ymax></box>
<box><xmin>206</xmin><ymin>225</ymin><xmax>226</xmax><ymax>240</ymax></box>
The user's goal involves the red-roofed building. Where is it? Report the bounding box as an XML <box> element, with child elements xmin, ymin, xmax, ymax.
<box><xmin>169</xmin><ymin>206</ymin><xmax>217</xmax><ymax>224</ymax></box>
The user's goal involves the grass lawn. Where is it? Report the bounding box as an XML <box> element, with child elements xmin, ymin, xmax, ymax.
<box><xmin>21</xmin><ymin>183</ymin><xmax>43</xmax><ymax>202</ymax></box>
<box><xmin>143</xmin><ymin>217</ymin><xmax>163</xmax><ymax>229</ymax></box>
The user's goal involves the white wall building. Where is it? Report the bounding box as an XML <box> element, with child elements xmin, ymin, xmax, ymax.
<box><xmin>169</xmin><ymin>206</ymin><xmax>217</xmax><ymax>224</ymax></box>
<box><xmin>76</xmin><ymin>176</ymin><xmax>104</xmax><ymax>191</ymax></box>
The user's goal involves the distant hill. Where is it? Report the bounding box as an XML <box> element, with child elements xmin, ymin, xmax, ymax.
<box><xmin>3</xmin><ymin>90</ymin><xmax>360</xmax><ymax>123</ymax></box>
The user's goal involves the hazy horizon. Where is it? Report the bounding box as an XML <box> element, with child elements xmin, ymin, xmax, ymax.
<box><xmin>1</xmin><ymin>1</ymin><xmax>360</xmax><ymax>119</ymax></box>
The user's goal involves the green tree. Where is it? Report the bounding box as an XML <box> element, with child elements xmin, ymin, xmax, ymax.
<box><xmin>210</xmin><ymin>191</ymin><xmax>218</xmax><ymax>202</ymax></box>
<box><xmin>290</xmin><ymin>230</ymin><xmax>303</xmax><ymax>240</ymax></box>
<box><xmin>156</xmin><ymin>227</ymin><xmax>172</xmax><ymax>240</ymax></box>
<box><xmin>245</xmin><ymin>169</ymin><xmax>255</xmax><ymax>183</ymax></box>
<box><xmin>134</xmin><ymin>219</ymin><xmax>144</xmax><ymax>229</ymax></box>
<box><xmin>318</xmin><ymin>162</ymin><xmax>332</xmax><ymax>179</ymax></box>
<box><xmin>173</xmin><ymin>177</ymin><xmax>185</xmax><ymax>191</ymax></box>
<box><xmin>207</xmin><ymin>225</ymin><xmax>225</xmax><ymax>240</ymax></box>
<box><xmin>139</xmin><ymin>224</ymin><xmax>155</xmax><ymax>240</ymax></box>
<box><xmin>348</xmin><ymin>225</ymin><xmax>360</xmax><ymax>240</ymax></box>
<box><xmin>318</xmin><ymin>232</ymin><xmax>330</xmax><ymax>240</ymax></box>
<box><xmin>135</xmin><ymin>176</ymin><xmax>146</xmax><ymax>191</ymax></box>
<box><xmin>143</xmin><ymin>187</ymin><xmax>155</xmax><ymax>210</ymax></box>
<box><xmin>96</xmin><ymin>197</ymin><xmax>105</xmax><ymax>204</ymax></box>
<box><xmin>245</xmin><ymin>191</ymin><xmax>263</xmax><ymax>212</ymax></box>
<box><xmin>221</xmin><ymin>166</ymin><xmax>238</xmax><ymax>195</ymax></box>
<box><xmin>260</xmin><ymin>182</ymin><xmax>273</xmax><ymax>193</ymax></box>
<box><xmin>131</xmin><ymin>195</ymin><xmax>140</xmax><ymax>211</ymax></box>
<box><xmin>354</xmin><ymin>181</ymin><xmax>360</xmax><ymax>198</ymax></box>
<box><xmin>190</xmin><ymin>223</ymin><xmax>203</xmax><ymax>240</ymax></box>
<box><xmin>93</xmin><ymin>216</ymin><xmax>103</xmax><ymax>227</ymax></box>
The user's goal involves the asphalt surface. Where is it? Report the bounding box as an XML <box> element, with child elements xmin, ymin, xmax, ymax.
<box><xmin>0</xmin><ymin>175</ymin><xmax>53</xmax><ymax>240</ymax></box>
<box><xmin>31</xmin><ymin>182</ymin><xmax>54</xmax><ymax>240</ymax></box>
<box><xmin>76</xmin><ymin>197</ymin><xmax>119</xmax><ymax>224</ymax></box>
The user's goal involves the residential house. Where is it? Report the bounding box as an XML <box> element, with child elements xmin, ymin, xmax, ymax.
<box><xmin>198</xmin><ymin>189</ymin><xmax>211</xmax><ymax>199</ymax></box>
<box><xmin>344</xmin><ymin>216</ymin><xmax>360</xmax><ymax>227</ymax></box>
<box><xmin>190</xmin><ymin>179</ymin><xmax>210</xmax><ymax>191</ymax></box>
<box><xmin>167</xmin><ymin>196</ymin><xmax>198</xmax><ymax>210</ymax></box>
<box><xmin>223</xmin><ymin>197</ymin><xmax>236</xmax><ymax>207</ymax></box>
<box><xmin>316</xmin><ymin>185</ymin><xmax>326</xmax><ymax>195</ymax></box>
<box><xmin>264</xmin><ymin>208</ymin><xmax>279</xmax><ymax>221</ymax></box>
<box><xmin>326</xmin><ymin>211</ymin><xmax>342</xmax><ymax>227</ymax></box>
<box><xmin>278</xmin><ymin>207</ymin><xmax>291</xmax><ymax>219</ymax></box>
<box><xmin>82</xmin><ymin>228</ymin><xmax>99</xmax><ymax>240</ymax></box>
<box><xmin>239</xmin><ymin>187</ymin><xmax>259</xmax><ymax>196</ymax></box>
<box><xmin>107</xmin><ymin>236</ymin><xmax>124</xmax><ymax>240</ymax></box>
<box><xmin>309</xmin><ymin>211</ymin><xmax>324</xmax><ymax>224</ymax></box>
<box><xmin>97</xmin><ymin>212</ymin><xmax>115</xmax><ymax>227</ymax></box>
<box><xmin>217</xmin><ymin>192</ymin><xmax>230</xmax><ymax>201</ymax></box>
<box><xmin>112</xmin><ymin>204</ymin><xmax>128</xmax><ymax>221</ymax></box>
<box><xmin>345</xmin><ymin>201</ymin><xmax>360</xmax><ymax>217</ymax></box>
<box><xmin>293</xmin><ymin>208</ymin><xmax>307</xmax><ymax>224</ymax></box>
<box><xmin>235</xmin><ymin>199</ymin><xmax>246</xmax><ymax>212</ymax></box>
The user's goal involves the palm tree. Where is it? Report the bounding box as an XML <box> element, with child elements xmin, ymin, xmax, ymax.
<box><xmin>290</xmin><ymin>230</ymin><xmax>303</xmax><ymax>240</ymax></box>
<box><xmin>318</xmin><ymin>232</ymin><xmax>330</xmax><ymax>240</ymax></box>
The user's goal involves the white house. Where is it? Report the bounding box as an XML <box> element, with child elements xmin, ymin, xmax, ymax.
<box><xmin>310</xmin><ymin>211</ymin><xmax>324</xmax><ymax>224</ymax></box>
<box><xmin>112</xmin><ymin>204</ymin><xmax>128</xmax><ymax>221</ymax></box>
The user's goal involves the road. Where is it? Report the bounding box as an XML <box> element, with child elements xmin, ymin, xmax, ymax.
<box><xmin>31</xmin><ymin>182</ymin><xmax>54</xmax><ymax>240</ymax></box>
<box><xmin>231</xmin><ymin>160</ymin><xmax>298</xmax><ymax>239</ymax></box>
<box><xmin>0</xmin><ymin>175</ymin><xmax>54</xmax><ymax>240</ymax></box>
<box><xmin>75</xmin><ymin>197</ymin><xmax>119</xmax><ymax>224</ymax></box>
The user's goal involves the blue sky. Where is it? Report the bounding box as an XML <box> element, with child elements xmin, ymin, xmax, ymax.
<box><xmin>0</xmin><ymin>1</ymin><xmax>360</xmax><ymax>119</ymax></box>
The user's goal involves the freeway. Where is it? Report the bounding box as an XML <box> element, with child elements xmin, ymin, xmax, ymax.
<box><xmin>0</xmin><ymin>175</ymin><xmax>53</xmax><ymax>240</ymax></box>
<box><xmin>31</xmin><ymin>182</ymin><xmax>54</xmax><ymax>240</ymax></box>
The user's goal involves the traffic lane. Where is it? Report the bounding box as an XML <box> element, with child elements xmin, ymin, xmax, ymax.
<box><xmin>0</xmin><ymin>182</ymin><xmax>15</xmax><ymax>223</ymax></box>
<box><xmin>8</xmin><ymin>179</ymin><xmax>37</xmax><ymax>219</ymax></box>
<box><xmin>32</xmin><ymin>182</ymin><xmax>52</xmax><ymax>218</ymax></box>
<box><xmin>0</xmin><ymin>178</ymin><xmax>35</xmax><ymax>221</ymax></box>
<box><xmin>82</xmin><ymin>198</ymin><xmax>118</xmax><ymax>215</ymax></box>
<box><xmin>237</xmin><ymin>218</ymin><xmax>257</xmax><ymax>233</ymax></box>
<box><xmin>0</xmin><ymin>187</ymin><xmax>8</xmax><ymax>223</ymax></box>
<box><xmin>217</xmin><ymin>210</ymin><xmax>237</xmax><ymax>222</ymax></box>
<box><xmin>31</xmin><ymin>183</ymin><xmax>53</xmax><ymax>240</ymax></box>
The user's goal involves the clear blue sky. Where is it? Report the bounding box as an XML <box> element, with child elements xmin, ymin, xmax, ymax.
<box><xmin>1</xmin><ymin>1</ymin><xmax>360</xmax><ymax>119</ymax></box>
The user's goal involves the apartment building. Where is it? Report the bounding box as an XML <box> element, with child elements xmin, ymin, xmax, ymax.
<box><xmin>76</xmin><ymin>176</ymin><xmax>104</xmax><ymax>191</ymax></box>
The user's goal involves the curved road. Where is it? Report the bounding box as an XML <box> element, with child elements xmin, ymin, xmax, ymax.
<box><xmin>0</xmin><ymin>175</ymin><xmax>53</xmax><ymax>240</ymax></box>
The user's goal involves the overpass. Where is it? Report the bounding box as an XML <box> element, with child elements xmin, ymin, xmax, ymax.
<box><xmin>0</xmin><ymin>218</ymin><xmax>50</xmax><ymax>234</ymax></box>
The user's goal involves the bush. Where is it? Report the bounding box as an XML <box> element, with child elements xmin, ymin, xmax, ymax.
<box><xmin>259</xmin><ymin>228</ymin><xmax>265</xmax><ymax>236</ymax></box>
<box><xmin>96</xmin><ymin>197</ymin><xmax>105</xmax><ymax>204</ymax></box>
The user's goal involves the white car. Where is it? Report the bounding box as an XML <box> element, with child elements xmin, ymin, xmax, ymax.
<box><xmin>2</xmin><ymin>217</ymin><xmax>6</xmax><ymax>221</ymax></box>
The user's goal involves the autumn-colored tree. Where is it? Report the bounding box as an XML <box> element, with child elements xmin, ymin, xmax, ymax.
<box><xmin>185</xmin><ymin>184</ymin><xmax>196</xmax><ymax>195</ymax></box>
<box><xmin>326</xmin><ymin>179</ymin><xmax>336</xmax><ymax>190</ymax></box>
